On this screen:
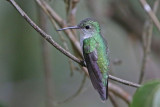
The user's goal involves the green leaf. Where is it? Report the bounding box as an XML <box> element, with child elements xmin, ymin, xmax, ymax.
<box><xmin>153</xmin><ymin>85</ymin><xmax>160</xmax><ymax>107</ymax></box>
<box><xmin>130</xmin><ymin>80</ymin><xmax>160</xmax><ymax>107</ymax></box>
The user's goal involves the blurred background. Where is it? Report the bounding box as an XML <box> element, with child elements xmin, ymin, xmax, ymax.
<box><xmin>0</xmin><ymin>0</ymin><xmax>160</xmax><ymax>107</ymax></box>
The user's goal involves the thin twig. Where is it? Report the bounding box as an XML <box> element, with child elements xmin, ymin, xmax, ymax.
<box><xmin>64</xmin><ymin>0</ymin><xmax>72</xmax><ymax>16</ymax></box>
<box><xmin>109</xmin><ymin>92</ymin><xmax>119</xmax><ymax>107</ymax></box>
<box><xmin>38</xmin><ymin>10</ymin><xmax>54</xmax><ymax>107</ymax></box>
<box><xmin>36</xmin><ymin>0</ymin><xmax>83</xmax><ymax>58</ymax></box>
<box><xmin>56</xmin><ymin>73</ymin><xmax>86</xmax><ymax>105</ymax></box>
<box><xmin>109</xmin><ymin>75</ymin><xmax>141</xmax><ymax>88</ymax></box>
<box><xmin>139</xmin><ymin>0</ymin><xmax>160</xmax><ymax>84</ymax></box>
<box><xmin>6</xmin><ymin>0</ymin><xmax>141</xmax><ymax>89</ymax></box>
<box><xmin>109</xmin><ymin>83</ymin><xmax>132</xmax><ymax>105</ymax></box>
<box><xmin>36</xmin><ymin>0</ymin><xmax>80</xmax><ymax>76</ymax></box>
<box><xmin>47</xmin><ymin>9</ymin><xmax>76</xmax><ymax>76</ymax></box>
<box><xmin>58</xmin><ymin>31</ymin><xmax>76</xmax><ymax>76</ymax></box>
<box><xmin>139</xmin><ymin>0</ymin><xmax>160</xmax><ymax>31</ymax></box>
<box><xmin>67</xmin><ymin>0</ymin><xmax>80</xmax><ymax>37</ymax></box>
<box><xmin>66</xmin><ymin>0</ymin><xmax>81</xmax><ymax>59</ymax></box>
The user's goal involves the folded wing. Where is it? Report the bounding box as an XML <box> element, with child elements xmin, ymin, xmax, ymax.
<box><xmin>83</xmin><ymin>48</ymin><xmax>107</xmax><ymax>101</ymax></box>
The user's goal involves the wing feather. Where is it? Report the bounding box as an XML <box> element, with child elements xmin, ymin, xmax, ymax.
<box><xmin>83</xmin><ymin>49</ymin><xmax>107</xmax><ymax>100</ymax></box>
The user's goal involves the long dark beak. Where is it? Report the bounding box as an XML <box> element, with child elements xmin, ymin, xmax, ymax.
<box><xmin>56</xmin><ymin>26</ymin><xmax>79</xmax><ymax>31</ymax></box>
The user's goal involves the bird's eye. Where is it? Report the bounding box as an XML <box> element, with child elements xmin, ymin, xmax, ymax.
<box><xmin>85</xmin><ymin>25</ymin><xmax>90</xmax><ymax>29</ymax></box>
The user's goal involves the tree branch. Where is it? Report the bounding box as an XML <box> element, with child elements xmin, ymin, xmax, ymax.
<box><xmin>66</xmin><ymin>0</ymin><xmax>80</xmax><ymax>37</ymax></box>
<box><xmin>56</xmin><ymin>73</ymin><xmax>86</xmax><ymax>105</ymax></box>
<box><xmin>38</xmin><ymin>9</ymin><xmax>54</xmax><ymax>107</ymax></box>
<box><xmin>139</xmin><ymin>0</ymin><xmax>160</xmax><ymax>83</ymax></box>
<box><xmin>6</xmin><ymin>0</ymin><xmax>84</xmax><ymax>66</ymax></box>
<box><xmin>109</xmin><ymin>83</ymin><xmax>132</xmax><ymax>104</ymax></box>
<box><xmin>109</xmin><ymin>92</ymin><xmax>119</xmax><ymax>107</ymax></box>
<box><xmin>139</xmin><ymin>0</ymin><xmax>160</xmax><ymax>31</ymax></box>
<box><xmin>36</xmin><ymin>0</ymin><xmax>83</xmax><ymax>58</ymax></box>
<box><xmin>109</xmin><ymin>75</ymin><xmax>141</xmax><ymax>88</ymax></box>
<box><xmin>6</xmin><ymin>0</ymin><xmax>141</xmax><ymax>89</ymax></box>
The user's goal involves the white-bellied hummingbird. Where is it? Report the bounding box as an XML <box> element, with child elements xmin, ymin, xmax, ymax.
<box><xmin>57</xmin><ymin>18</ymin><xmax>109</xmax><ymax>101</ymax></box>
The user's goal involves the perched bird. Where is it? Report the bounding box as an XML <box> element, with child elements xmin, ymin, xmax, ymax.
<box><xmin>57</xmin><ymin>18</ymin><xmax>110</xmax><ymax>101</ymax></box>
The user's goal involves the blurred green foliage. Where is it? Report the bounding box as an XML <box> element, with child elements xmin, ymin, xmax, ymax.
<box><xmin>130</xmin><ymin>80</ymin><xmax>160</xmax><ymax>107</ymax></box>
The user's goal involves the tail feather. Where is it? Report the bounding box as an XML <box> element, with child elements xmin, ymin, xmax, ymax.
<box><xmin>100</xmin><ymin>78</ymin><xmax>108</xmax><ymax>101</ymax></box>
<box><xmin>105</xmin><ymin>78</ymin><xmax>108</xmax><ymax>100</ymax></box>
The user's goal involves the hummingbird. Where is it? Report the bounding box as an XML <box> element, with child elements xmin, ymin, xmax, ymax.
<box><xmin>57</xmin><ymin>18</ymin><xmax>109</xmax><ymax>101</ymax></box>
